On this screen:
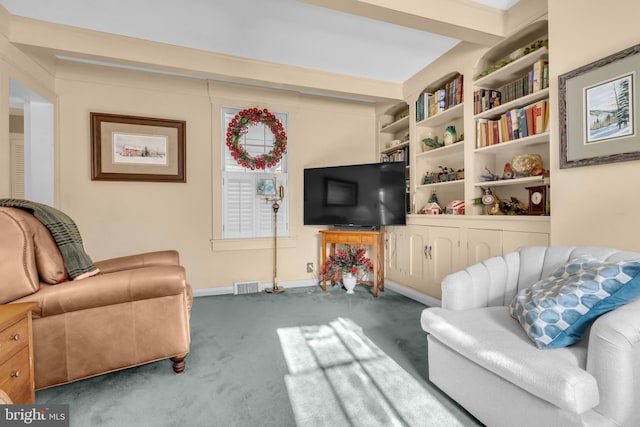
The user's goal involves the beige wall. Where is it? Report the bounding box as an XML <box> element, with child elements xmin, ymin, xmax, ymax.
<box><xmin>53</xmin><ymin>62</ymin><xmax>376</xmax><ymax>289</ymax></box>
<box><xmin>548</xmin><ymin>1</ymin><xmax>640</xmax><ymax>250</ymax></box>
<box><xmin>4</xmin><ymin>0</ymin><xmax>640</xmax><ymax>291</ymax></box>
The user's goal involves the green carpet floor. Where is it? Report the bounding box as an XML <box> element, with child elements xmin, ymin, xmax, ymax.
<box><xmin>35</xmin><ymin>285</ymin><xmax>482</xmax><ymax>426</ymax></box>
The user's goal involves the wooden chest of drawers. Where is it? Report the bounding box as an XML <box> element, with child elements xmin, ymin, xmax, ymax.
<box><xmin>0</xmin><ymin>302</ymin><xmax>37</xmax><ymax>404</ymax></box>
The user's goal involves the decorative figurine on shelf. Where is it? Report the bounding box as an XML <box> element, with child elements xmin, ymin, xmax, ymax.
<box><xmin>512</xmin><ymin>154</ymin><xmax>544</xmax><ymax>177</ymax></box>
<box><xmin>424</xmin><ymin>191</ymin><xmax>441</xmax><ymax>215</ymax></box>
<box><xmin>429</xmin><ymin>190</ymin><xmax>440</xmax><ymax>205</ymax></box>
<box><xmin>443</xmin><ymin>125</ymin><xmax>457</xmax><ymax>146</ymax></box>
<box><xmin>422</xmin><ymin>135</ymin><xmax>443</xmax><ymax>151</ymax></box>
<box><xmin>417</xmin><ymin>191</ymin><xmax>441</xmax><ymax>215</ymax></box>
<box><xmin>480</xmin><ymin>167</ymin><xmax>501</xmax><ymax>182</ymax></box>
<box><xmin>503</xmin><ymin>162</ymin><xmax>514</xmax><ymax>179</ymax></box>
<box><xmin>446</xmin><ymin>200</ymin><xmax>465</xmax><ymax>215</ymax></box>
<box><xmin>499</xmin><ymin>196</ymin><xmax>528</xmax><ymax>215</ymax></box>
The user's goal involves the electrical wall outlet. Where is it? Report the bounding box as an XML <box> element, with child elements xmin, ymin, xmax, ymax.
<box><xmin>306</xmin><ymin>262</ymin><xmax>314</xmax><ymax>273</ymax></box>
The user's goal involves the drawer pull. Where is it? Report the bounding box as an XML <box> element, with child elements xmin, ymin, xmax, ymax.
<box><xmin>10</xmin><ymin>333</ymin><xmax>20</xmax><ymax>341</ymax></box>
<box><xmin>11</xmin><ymin>370</ymin><xmax>20</xmax><ymax>378</ymax></box>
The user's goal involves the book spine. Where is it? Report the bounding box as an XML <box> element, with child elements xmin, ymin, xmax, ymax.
<box><xmin>511</xmin><ymin>108</ymin><xmax>520</xmax><ymax>139</ymax></box>
<box><xmin>533</xmin><ymin>59</ymin><xmax>548</xmax><ymax>92</ymax></box>
<box><xmin>492</xmin><ymin>120</ymin><xmax>500</xmax><ymax>145</ymax></box>
<box><xmin>505</xmin><ymin>110</ymin><xmax>514</xmax><ymax>140</ymax></box>
<box><xmin>476</xmin><ymin>118</ymin><xmax>487</xmax><ymax>148</ymax></box>
<box><xmin>518</xmin><ymin>107</ymin><xmax>528</xmax><ymax>138</ymax></box>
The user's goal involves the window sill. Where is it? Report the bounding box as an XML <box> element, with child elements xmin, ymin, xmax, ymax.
<box><xmin>211</xmin><ymin>236</ymin><xmax>297</xmax><ymax>252</ymax></box>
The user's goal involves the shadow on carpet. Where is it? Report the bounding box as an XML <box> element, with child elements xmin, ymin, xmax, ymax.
<box><xmin>278</xmin><ymin>317</ymin><xmax>466</xmax><ymax>427</ymax></box>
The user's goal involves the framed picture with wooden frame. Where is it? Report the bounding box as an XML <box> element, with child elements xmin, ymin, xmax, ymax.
<box><xmin>90</xmin><ymin>112</ymin><xmax>186</xmax><ymax>182</ymax></box>
<box><xmin>559</xmin><ymin>43</ymin><xmax>640</xmax><ymax>168</ymax></box>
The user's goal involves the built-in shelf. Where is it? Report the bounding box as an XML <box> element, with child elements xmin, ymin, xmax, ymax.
<box><xmin>416</xmin><ymin>103</ymin><xmax>464</xmax><ymax>128</ymax></box>
<box><xmin>474</xmin><ymin>88</ymin><xmax>549</xmax><ymax>120</ymax></box>
<box><xmin>474</xmin><ymin>133</ymin><xmax>548</xmax><ymax>154</ymax></box>
<box><xmin>380</xmin><ymin>140</ymin><xmax>409</xmax><ymax>154</ymax></box>
<box><xmin>417</xmin><ymin>179</ymin><xmax>465</xmax><ymax>190</ymax></box>
<box><xmin>475</xmin><ymin>47</ymin><xmax>548</xmax><ymax>88</ymax></box>
<box><xmin>416</xmin><ymin>141</ymin><xmax>464</xmax><ymax>158</ymax></box>
<box><xmin>380</xmin><ymin>115</ymin><xmax>409</xmax><ymax>134</ymax></box>
<box><xmin>474</xmin><ymin>175</ymin><xmax>544</xmax><ymax>188</ymax></box>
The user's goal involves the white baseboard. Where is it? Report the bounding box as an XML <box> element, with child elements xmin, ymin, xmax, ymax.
<box><xmin>384</xmin><ymin>280</ymin><xmax>441</xmax><ymax>307</ymax></box>
<box><xmin>192</xmin><ymin>278</ymin><xmax>441</xmax><ymax>307</ymax></box>
<box><xmin>192</xmin><ymin>278</ymin><xmax>317</xmax><ymax>297</ymax></box>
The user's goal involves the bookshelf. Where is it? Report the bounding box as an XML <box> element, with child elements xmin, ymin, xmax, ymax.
<box><xmin>381</xmin><ymin>18</ymin><xmax>551</xmax><ymax>301</ymax></box>
<box><xmin>471</xmin><ymin>20</ymin><xmax>550</xmax><ymax>215</ymax></box>
<box><xmin>378</xmin><ymin>101</ymin><xmax>410</xmax><ymax>211</ymax></box>
<box><xmin>412</xmin><ymin>72</ymin><xmax>465</xmax><ymax>213</ymax></box>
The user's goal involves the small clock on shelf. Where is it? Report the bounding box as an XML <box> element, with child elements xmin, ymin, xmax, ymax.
<box><xmin>481</xmin><ymin>188</ymin><xmax>495</xmax><ymax>206</ymax></box>
<box><xmin>480</xmin><ymin>188</ymin><xmax>496</xmax><ymax>215</ymax></box>
<box><xmin>526</xmin><ymin>185</ymin><xmax>547</xmax><ymax>215</ymax></box>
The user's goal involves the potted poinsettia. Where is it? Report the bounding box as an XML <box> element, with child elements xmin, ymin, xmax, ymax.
<box><xmin>320</xmin><ymin>245</ymin><xmax>373</xmax><ymax>294</ymax></box>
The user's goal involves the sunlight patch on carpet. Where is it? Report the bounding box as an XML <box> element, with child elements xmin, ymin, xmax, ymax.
<box><xmin>278</xmin><ymin>318</ymin><xmax>465</xmax><ymax>427</ymax></box>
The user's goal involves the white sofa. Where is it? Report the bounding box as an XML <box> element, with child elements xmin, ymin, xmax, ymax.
<box><xmin>421</xmin><ymin>246</ymin><xmax>640</xmax><ymax>427</ymax></box>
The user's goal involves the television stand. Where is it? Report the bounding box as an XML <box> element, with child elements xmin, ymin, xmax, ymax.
<box><xmin>319</xmin><ymin>229</ymin><xmax>384</xmax><ymax>297</ymax></box>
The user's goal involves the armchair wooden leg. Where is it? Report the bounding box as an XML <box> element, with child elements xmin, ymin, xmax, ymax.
<box><xmin>171</xmin><ymin>354</ymin><xmax>187</xmax><ymax>375</ymax></box>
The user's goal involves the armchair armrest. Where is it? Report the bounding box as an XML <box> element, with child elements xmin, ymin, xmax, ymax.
<box><xmin>93</xmin><ymin>250</ymin><xmax>180</xmax><ymax>274</ymax></box>
<box><xmin>586</xmin><ymin>297</ymin><xmax>640</xmax><ymax>426</ymax></box>
<box><xmin>27</xmin><ymin>265</ymin><xmax>187</xmax><ymax>317</ymax></box>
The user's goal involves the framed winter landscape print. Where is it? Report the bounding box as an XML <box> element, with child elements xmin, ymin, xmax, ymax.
<box><xmin>560</xmin><ymin>43</ymin><xmax>640</xmax><ymax>168</ymax></box>
<box><xmin>91</xmin><ymin>113</ymin><xmax>186</xmax><ymax>182</ymax></box>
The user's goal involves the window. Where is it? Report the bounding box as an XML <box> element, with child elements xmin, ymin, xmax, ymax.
<box><xmin>221</xmin><ymin>107</ymin><xmax>288</xmax><ymax>239</ymax></box>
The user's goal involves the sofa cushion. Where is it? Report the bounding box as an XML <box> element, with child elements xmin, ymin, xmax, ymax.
<box><xmin>509</xmin><ymin>258</ymin><xmax>640</xmax><ymax>349</ymax></box>
<box><xmin>421</xmin><ymin>306</ymin><xmax>599</xmax><ymax>414</ymax></box>
<box><xmin>8</xmin><ymin>208</ymin><xmax>68</xmax><ymax>284</ymax></box>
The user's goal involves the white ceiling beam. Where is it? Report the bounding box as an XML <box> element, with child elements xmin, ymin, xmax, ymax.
<box><xmin>297</xmin><ymin>0</ymin><xmax>506</xmax><ymax>45</ymax></box>
<box><xmin>7</xmin><ymin>16</ymin><xmax>404</xmax><ymax>102</ymax></box>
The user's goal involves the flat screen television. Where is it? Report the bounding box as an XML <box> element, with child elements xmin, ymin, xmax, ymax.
<box><xmin>303</xmin><ymin>161</ymin><xmax>407</xmax><ymax>229</ymax></box>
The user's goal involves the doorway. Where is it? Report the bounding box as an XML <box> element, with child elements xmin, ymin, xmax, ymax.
<box><xmin>9</xmin><ymin>78</ymin><xmax>54</xmax><ymax>205</ymax></box>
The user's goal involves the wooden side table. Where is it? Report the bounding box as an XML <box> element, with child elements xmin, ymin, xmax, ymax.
<box><xmin>320</xmin><ymin>230</ymin><xmax>385</xmax><ymax>297</ymax></box>
<box><xmin>0</xmin><ymin>302</ymin><xmax>37</xmax><ymax>404</ymax></box>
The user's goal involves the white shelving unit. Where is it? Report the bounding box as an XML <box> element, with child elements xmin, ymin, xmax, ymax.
<box><xmin>378</xmin><ymin>101</ymin><xmax>410</xmax><ymax>212</ymax></box>
<box><xmin>471</xmin><ymin>20</ymin><xmax>550</xmax><ymax>215</ymax></box>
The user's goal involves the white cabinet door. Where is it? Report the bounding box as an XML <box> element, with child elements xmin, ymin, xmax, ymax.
<box><xmin>426</xmin><ymin>226</ymin><xmax>460</xmax><ymax>299</ymax></box>
<box><xmin>407</xmin><ymin>227</ymin><xmax>429</xmax><ymax>292</ymax></box>
<box><xmin>385</xmin><ymin>227</ymin><xmax>403</xmax><ymax>282</ymax></box>
<box><xmin>467</xmin><ymin>228</ymin><xmax>502</xmax><ymax>265</ymax></box>
<box><xmin>503</xmin><ymin>231</ymin><xmax>549</xmax><ymax>254</ymax></box>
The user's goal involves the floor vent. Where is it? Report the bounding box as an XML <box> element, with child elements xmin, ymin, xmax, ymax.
<box><xmin>234</xmin><ymin>280</ymin><xmax>261</xmax><ymax>295</ymax></box>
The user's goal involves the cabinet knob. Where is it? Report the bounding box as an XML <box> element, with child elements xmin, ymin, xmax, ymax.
<box><xmin>10</xmin><ymin>333</ymin><xmax>20</xmax><ymax>341</ymax></box>
<box><xmin>11</xmin><ymin>370</ymin><xmax>20</xmax><ymax>378</ymax></box>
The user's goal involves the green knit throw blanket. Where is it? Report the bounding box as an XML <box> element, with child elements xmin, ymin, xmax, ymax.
<box><xmin>0</xmin><ymin>199</ymin><xmax>98</xmax><ymax>279</ymax></box>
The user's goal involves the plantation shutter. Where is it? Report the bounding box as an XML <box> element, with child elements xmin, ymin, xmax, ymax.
<box><xmin>10</xmin><ymin>133</ymin><xmax>24</xmax><ymax>199</ymax></box>
<box><xmin>222</xmin><ymin>173</ymin><xmax>256</xmax><ymax>238</ymax></box>
<box><xmin>221</xmin><ymin>107</ymin><xmax>288</xmax><ymax>240</ymax></box>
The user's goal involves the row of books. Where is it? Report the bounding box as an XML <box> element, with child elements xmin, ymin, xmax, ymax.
<box><xmin>473</xmin><ymin>59</ymin><xmax>548</xmax><ymax>115</ymax></box>
<box><xmin>416</xmin><ymin>74</ymin><xmax>464</xmax><ymax>122</ymax></box>
<box><xmin>381</xmin><ymin>146</ymin><xmax>409</xmax><ymax>165</ymax></box>
<box><xmin>476</xmin><ymin>99</ymin><xmax>549</xmax><ymax>148</ymax></box>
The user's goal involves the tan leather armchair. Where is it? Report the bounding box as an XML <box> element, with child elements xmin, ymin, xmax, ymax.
<box><xmin>0</xmin><ymin>207</ymin><xmax>192</xmax><ymax>390</ymax></box>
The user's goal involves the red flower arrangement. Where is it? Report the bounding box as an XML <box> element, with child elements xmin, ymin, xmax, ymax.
<box><xmin>320</xmin><ymin>245</ymin><xmax>374</xmax><ymax>285</ymax></box>
<box><xmin>225</xmin><ymin>107</ymin><xmax>287</xmax><ymax>170</ymax></box>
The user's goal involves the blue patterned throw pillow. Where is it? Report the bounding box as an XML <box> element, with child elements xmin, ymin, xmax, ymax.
<box><xmin>510</xmin><ymin>258</ymin><xmax>640</xmax><ymax>348</ymax></box>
